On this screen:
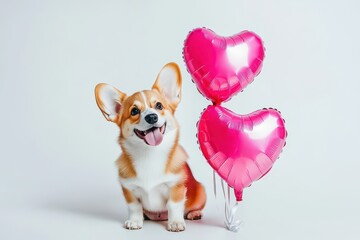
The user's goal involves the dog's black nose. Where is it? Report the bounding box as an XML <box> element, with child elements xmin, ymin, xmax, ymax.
<box><xmin>145</xmin><ymin>113</ymin><xmax>158</xmax><ymax>124</ymax></box>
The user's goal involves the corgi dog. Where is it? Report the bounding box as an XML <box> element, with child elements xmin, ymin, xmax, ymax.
<box><xmin>94</xmin><ymin>63</ymin><xmax>206</xmax><ymax>232</ymax></box>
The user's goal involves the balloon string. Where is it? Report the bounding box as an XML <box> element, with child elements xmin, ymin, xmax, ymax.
<box><xmin>220</xmin><ymin>179</ymin><xmax>241</xmax><ymax>232</ymax></box>
<box><xmin>227</xmin><ymin>184</ymin><xmax>231</xmax><ymax>205</ymax></box>
<box><xmin>221</xmin><ymin>179</ymin><xmax>226</xmax><ymax>199</ymax></box>
<box><xmin>224</xmin><ymin>201</ymin><xmax>241</xmax><ymax>232</ymax></box>
<box><xmin>213</xmin><ymin>170</ymin><xmax>217</xmax><ymax>199</ymax></box>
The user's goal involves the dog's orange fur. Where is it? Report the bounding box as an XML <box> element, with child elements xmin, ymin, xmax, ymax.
<box><xmin>95</xmin><ymin>62</ymin><xmax>206</xmax><ymax>224</ymax></box>
<box><xmin>117</xmin><ymin>129</ymin><xmax>206</xmax><ymax>218</ymax></box>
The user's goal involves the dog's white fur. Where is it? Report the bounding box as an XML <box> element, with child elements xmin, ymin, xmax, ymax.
<box><xmin>95</xmin><ymin>63</ymin><xmax>205</xmax><ymax>232</ymax></box>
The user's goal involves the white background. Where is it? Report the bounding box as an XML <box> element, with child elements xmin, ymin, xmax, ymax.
<box><xmin>1</xmin><ymin>0</ymin><xmax>359</xmax><ymax>239</ymax></box>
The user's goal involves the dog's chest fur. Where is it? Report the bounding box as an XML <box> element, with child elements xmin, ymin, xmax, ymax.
<box><xmin>120</xmin><ymin>130</ymin><xmax>181</xmax><ymax>212</ymax></box>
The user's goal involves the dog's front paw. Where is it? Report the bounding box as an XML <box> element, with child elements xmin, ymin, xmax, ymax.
<box><xmin>167</xmin><ymin>220</ymin><xmax>186</xmax><ymax>232</ymax></box>
<box><xmin>124</xmin><ymin>219</ymin><xmax>143</xmax><ymax>230</ymax></box>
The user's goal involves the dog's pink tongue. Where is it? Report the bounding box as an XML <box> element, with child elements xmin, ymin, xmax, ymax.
<box><xmin>144</xmin><ymin>128</ymin><xmax>163</xmax><ymax>146</ymax></box>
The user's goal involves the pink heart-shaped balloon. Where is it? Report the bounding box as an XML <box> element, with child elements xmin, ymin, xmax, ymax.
<box><xmin>197</xmin><ymin>106</ymin><xmax>287</xmax><ymax>201</ymax></box>
<box><xmin>183</xmin><ymin>28</ymin><xmax>265</xmax><ymax>104</ymax></box>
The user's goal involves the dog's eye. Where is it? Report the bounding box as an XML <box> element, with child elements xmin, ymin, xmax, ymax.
<box><xmin>155</xmin><ymin>102</ymin><xmax>163</xmax><ymax>110</ymax></box>
<box><xmin>131</xmin><ymin>107</ymin><xmax>140</xmax><ymax>116</ymax></box>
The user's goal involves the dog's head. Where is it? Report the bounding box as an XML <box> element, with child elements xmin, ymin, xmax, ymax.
<box><xmin>95</xmin><ymin>63</ymin><xmax>182</xmax><ymax>148</ymax></box>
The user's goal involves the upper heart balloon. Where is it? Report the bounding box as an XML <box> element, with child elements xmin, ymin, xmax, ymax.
<box><xmin>183</xmin><ymin>28</ymin><xmax>265</xmax><ymax>104</ymax></box>
<box><xmin>197</xmin><ymin>106</ymin><xmax>286</xmax><ymax>201</ymax></box>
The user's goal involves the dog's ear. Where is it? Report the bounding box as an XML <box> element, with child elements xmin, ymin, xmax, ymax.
<box><xmin>152</xmin><ymin>62</ymin><xmax>182</xmax><ymax>111</ymax></box>
<box><xmin>95</xmin><ymin>83</ymin><xmax>126</xmax><ymax>122</ymax></box>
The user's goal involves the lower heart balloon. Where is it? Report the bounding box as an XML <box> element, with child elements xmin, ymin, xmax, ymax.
<box><xmin>197</xmin><ymin>105</ymin><xmax>287</xmax><ymax>201</ymax></box>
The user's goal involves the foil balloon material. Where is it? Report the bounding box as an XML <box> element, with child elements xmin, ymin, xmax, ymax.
<box><xmin>183</xmin><ymin>27</ymin><xmax>287</xmax><ymax>231</ymax></box>
<box><xmin>197</xmin><ymin>105</ymin><xmax>287</xmax><ymax>201</ymax></box>
<box><xmin>183</xmin><ymin>28</ymin><xmax>265</xmax><ymax>105</ymax></box>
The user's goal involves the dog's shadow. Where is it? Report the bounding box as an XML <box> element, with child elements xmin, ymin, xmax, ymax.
<box><xmin>42</xmin><ymin>189</ymin><xmax>223</xmax><ymax>229</ymax></box>
<box><xmin>41</xmin><ymin>190</ymin><xmax>170</xmax><ymax>229</ymax></box>
<box><xmin>41</xmin><ymin>189</ymin><xmax>128</xmax><ymax>223</ymax></box>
